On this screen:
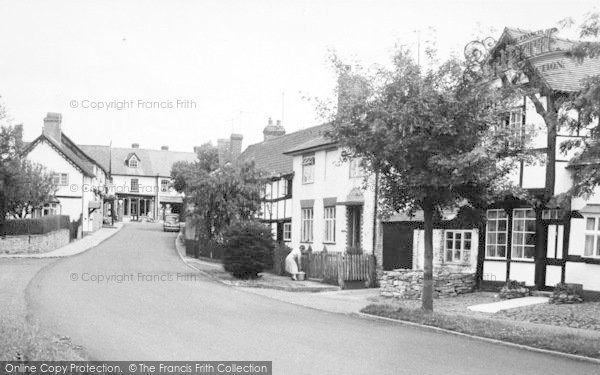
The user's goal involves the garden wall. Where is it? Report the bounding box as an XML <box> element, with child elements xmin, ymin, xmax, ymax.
<box><xmin>380</xmin><ymin>269</ymin><xmax>476</xmax><ymax>299</ymax></box>
<box><xmin>0</xmin><ymin>229</ymin><xmax>70</xmax><ymax>254</ymax></box>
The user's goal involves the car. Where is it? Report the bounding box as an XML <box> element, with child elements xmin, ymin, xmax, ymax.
<box><xmin>163</xmin><ymin>214</ymin><xmax>181</xmax><ymax>232</ymax></box>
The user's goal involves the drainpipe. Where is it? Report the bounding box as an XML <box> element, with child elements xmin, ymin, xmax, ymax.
<box><xmin>372</xmin><ymin>171</ymin><xmax>379</xmax><ymax>256</ymax></box>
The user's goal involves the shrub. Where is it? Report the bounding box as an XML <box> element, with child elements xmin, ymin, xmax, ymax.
<box><xmin>0</xmin><ymin>215</ymin><xmax>70</xmax><ymax>236</ymax></box>
<box><xmin>273</xmin><ymin>243</ymin><xmax>292</xmax><ymax>276</ymax></box>
<box><xmin>223</xmin><ymin>220</ymin><xmax>274</xmax><ymax>279</ymax></box>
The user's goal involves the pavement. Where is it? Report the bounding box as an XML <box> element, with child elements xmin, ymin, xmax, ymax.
<box><xmin>0</xmin><ymin>223</ymin><xmax>123</xmax><ymax>258</ymax></box>
<box><xmin>24</xmin><ymin>222</ymin><xmax>600</xmax><ymax>374</ymax></box>
<box><xmin>175</xmin><ymin>233</ymin><xmax>341</xmax><ymax>293</ymax></box>
<box><xmin>468</xmin><ymin>296</ymin><xmax>550</xmax><ymax>313</ymax></box>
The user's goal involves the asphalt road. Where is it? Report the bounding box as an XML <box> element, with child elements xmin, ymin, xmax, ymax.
<box><xmin>26</xmin><ymin>223</ymin><xmax>600</xmax><ymax>374</ymax></box>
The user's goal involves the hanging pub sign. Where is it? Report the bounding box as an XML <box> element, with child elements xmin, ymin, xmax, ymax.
<box><xmin>512</xmin><ymin>27</ymin><xmax>558</xmax><ymax>58</ymax></box>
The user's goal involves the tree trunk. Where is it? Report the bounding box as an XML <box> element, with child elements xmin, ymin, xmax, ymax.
<box><xmin>544</xmin><ymin>96</ymin><xmax>557</xmax><ymax>201</ymax></box>
<box><xmin>422</xmin><ymin>198</ymin><xmax>434</xmax><ymax>312</ymax></box>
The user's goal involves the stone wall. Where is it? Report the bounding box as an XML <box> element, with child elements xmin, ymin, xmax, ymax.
<box><xmin>380</xmin><ymin>269</ymin><xmax>476</xmax><ymax>299</ymax></box>
<box><xmin>0</xmin><ymin>229</ymin><xmax>70</xmax><ymax>254</ymax></box>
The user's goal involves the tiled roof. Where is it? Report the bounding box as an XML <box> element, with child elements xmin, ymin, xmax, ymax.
<box><xmin>238</xmin><ymin>123</ymin><xmax>332</xmax><ymax>176</ymax></box>
<box><xmin>283</xmin><ymin>134</ymin><xmax>337</xmax><ymax>155</ymax></box>
<box><xmin>24</xmin><ymin>134</ymin><xmax>97</xmax><ymax>177</ymax></box>
<box><xmin>492</xmin><ymin>27</ymin><xmax>600</xmax><ymax>93</ymax></box>
<box><xmin>79</xmin><ymin>145</ymin><xmax>197</xmax><ymax>177</ymax></box>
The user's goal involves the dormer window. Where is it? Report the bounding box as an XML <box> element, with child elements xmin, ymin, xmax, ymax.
<box><xmin>126</xmin><ymin>154</ymin><xmax>140</xmax><ymax>168</ymax></box>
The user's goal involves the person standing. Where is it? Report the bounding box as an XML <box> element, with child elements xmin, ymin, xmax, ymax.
<box><xmin>285</xmin><ymin>245</ymin><xmax>305</xmax><ymax>280</ymax></box>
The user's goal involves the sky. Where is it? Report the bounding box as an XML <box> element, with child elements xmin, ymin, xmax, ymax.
<box><xmin>0</xmin><ymin>0</ymin><xmax>597</xmax><ymax>152</ymax></box>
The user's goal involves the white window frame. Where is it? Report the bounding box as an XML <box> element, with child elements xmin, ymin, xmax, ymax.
<box><xmin>349</xmin><ymin>158</ymin><xmax>364</xmax><ymax>178</ymax></box>
<box><xmin>302</xmin><ymin>155</ymin><xmax>315</xmax><ymax>184</ymax></box>
<box><xmin>485</xmin><ymin>209</ymin><xmax>508</xmax><ymax>259</ymax></box>
<box><xmin>444</xmin><ymin>230</ymin><xmax>472</xmax><ymax>263</ymax></box>
<box><xmin>42</xmin><ymin>203</ymin><xmax>60</xmax><ymax>216</ymax></box>
<box><xmin>507</xmin><ymin>107</ymin><xmax>524</xmax><ymax>146</ymax></box>
<box><xmin>130</xmin><ymin>178</ymin><xmax>139</xmax><ymax>192</ymax></box>
<box><xmin>128</xmin><ymin>157</ymin><xmax>138</xmax><ymax>168</ymax></box>
<box><xmin>511</xmin><ymin>208</ymin><xmax>536</xmax><ymax>261</ymax></box>
<box><xmin>52</xmin><ymin>173</ymin><xmax>69</xmax><ymax>186</ymax></box>
<box><xmin>161</xmin><ymin>179</ymin><xmax>169</xmax><ymax>193</ymax></box>
<box><xmin>301</xmin><ymin>208</ymin><xmax>314</xmax><ymax>242</ymax></box>
<box><xmin>583</xmin><ymin>216</ymin><xmax>600</xmax><ymax>258</ymax></box>
<box><xmin>323</xmin><ymin>206</ymin><xmax>336</xmax><ymax>243</ymax></box>
<box><xmin>283</xmin><ymin>222</ymin><xmax>292</xmax><ymax>242</ymax></box>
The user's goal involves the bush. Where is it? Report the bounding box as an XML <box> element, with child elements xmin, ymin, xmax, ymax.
<box><xmin>0</xmin><ymin>215</ymin><xmax>70</xmax><ymax>236</ymax></box>
<box><xmin>223</xmin><ymin>220</ymin><xmax>275</xmax><ymax>279</ymax></box>
<box><xmin>273</xmin><ymin>243</ymin><xmax>292</xmax><ymax>276</ymax></box>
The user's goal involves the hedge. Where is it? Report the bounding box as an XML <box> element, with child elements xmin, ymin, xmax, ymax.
<box><xmin>0</xmin><ymin>215</ymin><xmax>70</xmax><ymax>236</ymax></box>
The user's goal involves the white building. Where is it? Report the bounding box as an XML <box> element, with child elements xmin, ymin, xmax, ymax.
<box><xmin>476</xmin><ymin>27</ymin><xmax>600</xmax><ymax>291</ymax></box>
<box><xmin>80</xmin><ymin>143</ymin><xmax>197</xmax><ymax>221</ymax></box>
<box><xmin>283</xmin><ymin>127</ymin><xmax>379</xmax><ymax>258</ymax></box>
<box><xmin>24</xmin><ymin>113</ymin><xmax>108</xmax><ymax>233</ymax></box>
<box><xmin>239</xmin><ymin>119</ymin><xmax>328</xmax><ymax>244</ymax></box>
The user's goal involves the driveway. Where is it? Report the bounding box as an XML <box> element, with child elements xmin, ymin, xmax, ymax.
<box><xmin>26</xmin><ymin>223</ymin><xmax>600</xmax><ymax>374</ymax></box>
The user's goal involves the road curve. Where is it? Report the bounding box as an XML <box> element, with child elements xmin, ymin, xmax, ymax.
<box><xmin>26</xmin><ymin>223</ymin><xmax>599</xmax><ymax>374</ymax></box>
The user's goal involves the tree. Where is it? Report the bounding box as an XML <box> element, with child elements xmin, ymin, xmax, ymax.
<box><xmin>0</xmin><ymin>116</ymin><xmax>56</xmax><ymax>224</ymax></box>
<box><xmin>555</xmin><ymin>11</ymin><xmax>600</xmax><ymax>196</ymax></box>
<box><xmin>328</xmin><ymin>52</ymin><xmax>522</xmax><ymax>311</ymax></box>
<box><xmin>171</xmin><ymin>143</ymin><xmax>265</xmax><ymax>242</ymax></box>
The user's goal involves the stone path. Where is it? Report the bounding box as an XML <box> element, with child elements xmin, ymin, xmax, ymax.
<box><xmin>468</xmin><ymin>296</ymin><xmax>549</xmax><ymax>313</ymax></box>
<box><xmin>0</xmin><ymin>223</ymin><xmax>123</xmax><ymax>258</ymax></box>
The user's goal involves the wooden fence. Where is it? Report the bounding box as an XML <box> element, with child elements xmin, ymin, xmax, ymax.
<box><xmin>301</xmin><ymin>252</ymin><xmax>376</xmax><ymax>288</ymax></box>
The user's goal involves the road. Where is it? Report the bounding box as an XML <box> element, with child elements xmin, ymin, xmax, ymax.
<box><xmin>26</xmin><ymin>223</ymin><xmax>600</xmax><ymax>374</ymax></box>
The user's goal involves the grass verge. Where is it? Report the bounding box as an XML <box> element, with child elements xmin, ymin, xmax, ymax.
<box><xmin>0</xmin><ymin>316</ymin><xmax>87</xmax><ymax>361</ymax></box>
<box><xmin>362</xmin><ymin>303</ymin><xmax>600</xmax><ymax>359</ymax></box>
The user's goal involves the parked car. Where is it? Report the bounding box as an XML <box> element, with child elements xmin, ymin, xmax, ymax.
<box><xmin>163</xmin><ymin>214</ymin><xmax>181</xmax><ymax>232</ymax></box>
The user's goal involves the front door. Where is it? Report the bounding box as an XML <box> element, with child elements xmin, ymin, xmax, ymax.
<box><xmin>347</xmin><ymin>206</ymin><xmax>362</xmax><ymax>250</ymax></box>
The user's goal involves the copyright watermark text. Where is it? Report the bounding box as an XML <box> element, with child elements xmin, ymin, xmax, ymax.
<box><xmin>70</xmin><ymin>272</ymin><xmax>203</xmax><ymax>283</ymax></box>
<box><xmin>69</xmin><ymin>99</ymin><xmax>198</xmax><ymax>111</ymax></box>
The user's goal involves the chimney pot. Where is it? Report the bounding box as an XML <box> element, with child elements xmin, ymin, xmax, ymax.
<box><xmin>161</xmin><ymin>145</ymin><xmax>169</xmax><ymax>151</ymax></box>
<box><xmin>132</xmin><ymin>143</ymin><xmax>139</xmax><ymax>149</ymax></box>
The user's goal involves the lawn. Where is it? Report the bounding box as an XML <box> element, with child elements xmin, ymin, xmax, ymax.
<box><xmin>363</xmin><ymin>292</ymin><xmax>600</xmax><ymax>359</ymax></box>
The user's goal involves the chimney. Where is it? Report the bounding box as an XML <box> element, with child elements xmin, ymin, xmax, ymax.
<box><xmin>217</xmin><ymin>139</ymin><xmax>229</xmax><ymax>166</ymax></box>
<box><xmin>43</xmin><ymin>112</ymin><xmax>62</xmax><ymax>142</ymax></box>
<box><xmin>230</xmin><ymin>133</ymin><xmax>243</xmax><ymax>162</ymax></box>
<box><xmin>161</xmin><ymin>145</ymin><xmax>169</xmax><ymax>151</ymax></box>
<box><xmin>131</xmin><ymin>143</ymin><xmax>139</xmax><ymax>149</ymax></box>
<box><xmin>262</xmin><ymin>117</ymin><xmax>286</xmax><ymax>141</ymax></box>
<box><xmin>13</xmin><ymin>124</ymin><xmax>23</xmax><ymax>147</ymax></box>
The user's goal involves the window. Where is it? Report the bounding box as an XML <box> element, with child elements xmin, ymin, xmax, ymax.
<box><xmin>283</xmin><ymin>222</ymin><xmax>292</xmax><ymax>241</ymax></box>
<box><xmin>302</xmin><ymin>155</ymin><xmax>315</xmax><ymax>184</ymax></box>
<box><xmin>506</xmin><ymin>107</ymin><xmax>524</xmax><ymax>145</ymax></box>
<box><xmin>349</xmin><ymin>158</ymin><xmax>364</xmax><ymax>178</ymax></box>
<box><xmin>130</xmin><ymin>179</ymin><xmax>139</xmax><ymax>192</ymax></box>
<box><xmin>301</xmin><ymin>208</ymin><xmax>314</xmax><ymax>242</ymax></box>
<box><xmin>42</xmin><ymin>203</ymin><xmax>60</xmax><ymax>216</ymax></box>
<box><xmin>486</xmin><ymin>209</ymin><xmax>508</xmax><ymax>258</ymax></box>
<box><xmin>584</xmin><ymin>216</ymin><xmax>600</xmax><ymax>257</ymax></box>
<box><xmin>282</xmin><ymin>177</ymin><xmax>292</xmax><ymax>198</ymax></box>
<box><xmin>128</xmin><ymin>157</ymin><xmax>138</xmax><ymax>168</ymax></box>
<box><xmin>512</xmin><ymin>208</ymin><xmax>536</xmax><ymax>260</ymax></box>
<box><xmin>51</xmin><ymin>173</ymin><xmax>68</xmax><ymax>186</ymax></box>
<box><xmin>324</xmin><ymin>206</ymin><xmax>336</xmax><ymax>243</ymax></box>
<box><xmin>161</xmin><ymin>179</ymin><xmax>169</xmax><ymax>192</ymax></box>
<box><xmin>445</xmin><ymin>230</ymin><xmax>472</xmax><ymax>263</ymax></box>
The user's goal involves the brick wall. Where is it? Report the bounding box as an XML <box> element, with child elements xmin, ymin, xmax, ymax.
<box><xmin>0</xmin><ymin>229</ymin><xmax>70</xmax><ymax>254</ymax></box>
